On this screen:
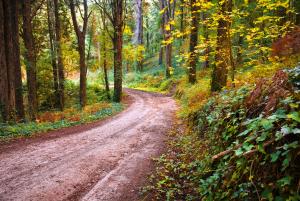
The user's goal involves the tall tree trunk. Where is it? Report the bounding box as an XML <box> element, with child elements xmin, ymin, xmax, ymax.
<box><xmin>211</xmin><ymin>0</ymin><xmax>232</xmax><ymax>92</ymax></box>
<box><xmin>69</xmin><ymin>0</ymin><xmax>88</xmax><ymax>107</ymax></box>
<box><xmin>102</xmin><ymin>39</ymin><xmax>110</xmax><ymax>100</ymax></box>
<box><xmin>113</xmin><ymin>0</ymin><xmax>123</xmax><ymax>102</ymax></box>
<box><xmin>78</xmin><ymin>36</ymin><xmax>87</xmax><ymax>107</ymax></box>
<box><xmin>22</xmin><ymin>0</ymin><xmax>38</xmax><ymax>120</ymax></box>
<box><xmin>54</xmin><ymin>0</ymin><xmax>65</xmax><ymax>110</ymax></box>
<box><xmin>4</xmin><ymin>0</ymin><xmax>17</xmax><ymax>120</ymax></box>
<box><xmin>133</xmin><ymin>0</ymin><xmax>143</xmax><ymax>71</ymax></box>
<box><xmin>188</xmin><ymin>0</ymin><xmax>199</xmax><ymax>84</ymax></box>
<box><xmin>162</xmin><ymin>0</ymin><xmax>175</xmax><ymax>78</ymax></box>
<box><xmin>293</xmin><ymin>0</ymin><xmax>300</xmax><ymax>25</ymax></box>
<box><xmin>159</xmin><ymin>47</ymin><xmax>164</xmax><ymax>65</ymax></box>
<box><xmin>0</xmin><ymin>0</ymin><xmax>9</xmax><ymax>121</ymax></box>
<box><xmin>202</xmin><ymin>12</ymin><xmax>209</xmax><ymax>69</ymax></box>
<box><xmin>145</xmin><ymin>17</ymin><xmax>150</xmax><ymax>51</ymax></box>
<box><xmin>159</xmin><ymin>0</ymin><xmax>165</xmax><ymax>66</ymax></box>
<box><xmin>47</xmin><ymin>0</ymin><xmax>59</xmax><ymax>108</ymax></box>
<box><xmin>12</xmin><ymin>0</ymin><xmax>25</xmax><ymax>120</ymax></box>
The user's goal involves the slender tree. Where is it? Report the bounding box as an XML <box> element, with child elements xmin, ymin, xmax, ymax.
<box><xmin>99</xmin><ymin>12</ymin><xmax>111</xmax><ymax>100</ymax></box>
<box><xmin>211</xmin><ymin>0</ymin><xmax>232</xmax><ymax>92</ymax></box>
<box><xmin>47</xmin><ymin>0</ymin><xmax>59</xmax><ymax>108</ymax></box>
<box><xmin>69</xmin><ymin>0</ymin><xmax>90</xmax><ymax>107</ymax></box>
<box><xmin>158</xmin><ymin>0</ymin><xmax>165</xmax><ymax>66</ymax></box>
<box><xmin>22</xmin><ymin>0</ymin><xmax>38</xmax><ymax>120</ymax></box>
<box><xmin>95</xmin><ymin>0</ymin><xmax>124</xmax><ymax>102</ymax></box>
<box><xmin>133</xmin><ymin>0</ymin><xmax>144</xmax><ymax>71</ymax></box>
<box><xmin>13</xmin><ymin>1</ymin><xmax>25</xmax><ymax>120</ymax></box>
<box><xmin>54</xmin><ymin>0</ymin><xmax>65</xmax><ymax>110</ymax></box>
<box><xmin>188</xmin><ymin>0</ymin><xmax>200</xmax><ymax>84</ymax></box>
<box><xmin>161</xmin><ymin>0</ymin><xmax>176</xmax><ymax>78</ymax></box>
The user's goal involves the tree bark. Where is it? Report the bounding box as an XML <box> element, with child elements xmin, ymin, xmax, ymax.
<box><xmin>47</xmin><ymin>0</ymin><xmax>59</xmax><ymax>108</ymax></box>
<box><xmin>133</xmin><ymin>0</ymin><xmax>143</xmax><ymax>71</ymax></box>
<box><xmin>69</xmin><ymin>0</ymin><xmax>88</xmax><ymax>107</ymax></box>
<box><xmin>54</xmin><ymin>0</ymin><xmax>65</xmax><ymax>110</ymax></box>
<box><xmin>211</xmin><ymin>0</ymin><xmax>232</xmax><ymax>92</ymax></box>
<box><xmin>12</xmin><ymin>0</ymin><xmax>25</xmax><ymax>120</ymax></box>
<box><xmin>202</xmin><ymin>12</ymin><xmax>209</xmax><ymax>69</ymax></box>
<box><xmin>4</xmin><ymin>0</ymin><xmax>18</xmax><ymax>121</ymax></box>
<box><xmin>113</xmin><ymin>0</ymin><xmax>123</xmax><ymax>102</ymax></box>
<box><xmin>78</xmin><ymin>37</ymin><xmax>87</xmax><ymax>107</ymax></box>
<box><xmin>161</xmin><ymin>0</ymin><xmax>175</xmax><ymax>78</ymax></box>
<box><xmin>22</xmin><ymin>0</ymin><xmax>38</xmax><ymax>120</ymax></box>
<box><xmin>0</xmin><ymin>0</ymin><xmax>9</xmax><ymax>121</ymax></box>
<box><xmin>188</xmin><ymin>0</ymin><xmax>199</xmax><ymax>84</ymax></box>
<box><xmin>102</xmin><ymin>38</ymin><xmax>110</xmax><ymax>100</ymax></box>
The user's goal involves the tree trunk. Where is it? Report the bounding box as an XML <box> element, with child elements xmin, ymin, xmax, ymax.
<box><xmin>165</xmin><ymin>43</ymin><xmax>171</xmax><ymax>78</ymax></box>
<box><xmin>113</xmin><ymin>9</ymin><xmax>123</xmax><ymax>102</ymax></box>
<box><xmin>69</xmin><ymin>0</ymin><xmax>88</xmax><ymax>108</ymax></box>
<box><xmin>0</xmin><ymin>0</ymin><xmax>9</xmax><ymax>121</ymax></box>
<box><xmin>159</xmin><ymin>47</ymin><xmax>164</xmax><ymax>65</ymax></box>
<box><xmin>22</xmin><ymin>0</ymin><xmax>38</xmax><ymax>120</ymax></box>
<box><xmin>47</xmin><ymin>0</ymin><xmax>59</xmax><ymax>108</ymax></box>
<box><xmin>54</xmin><ymin>0</ymin><xmax>65</xmax><ymax>110</ymax></box>
<box><xmin>133</xmin><ymin>0</ymin><xmax>143</xmax><ymax>72</ymax></box>
<box><xmin>78</xmin><ymin>36</ymin><xmax>87</xmax><ymax>107</ymax></box>
<box><xmin>112</xmin><ymin>0</ymin><xmax>123</xmax><ymax>102</ymax></box>
<box><xmin>12</xmin><ymin>0</ymin><xmax>25</xmax><ymax>120</ymax></box>
<box><xmin>211</xmin><ymin>0</ymin><xmax>232</xmax><ymax>92</ymax></box>
<box><xmin>159</xmin><ymin>0</ymin><xmax>165</xmax><ymax>66</ymax></box>
<box><xmin>202</xmin><ymin>12</ymin><xmax>209</xmax><ymax>69</ymax></box>
<box><xmin>188</xmin><ymin>0</ymin><xmax>199</xmax><ymax>84</ymax></box>
<box><xmin>102</xmin><ymin>38</ymin><xmax>110</xmax><ymax>100</ymax></box>
<box><xmin>162</xmin><ymin>0</ymin><xmax>175</xmax><ymax>78</ymax></box>
<box><xmin>4</xmin><ymin>0</ymin><xmax>17</xmax><ymax>121</ymax></box>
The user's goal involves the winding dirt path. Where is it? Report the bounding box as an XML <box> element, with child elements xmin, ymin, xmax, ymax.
<box><xmin>0</xmin><ymin>89</ymin><xmax>177</xmax><ymax>201</ymax></box>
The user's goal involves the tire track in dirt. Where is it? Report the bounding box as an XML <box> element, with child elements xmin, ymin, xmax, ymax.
<box><xmin>0</xmin><ymin>89</ymin><xmax>177</xmax><ymax>201</ymax></box>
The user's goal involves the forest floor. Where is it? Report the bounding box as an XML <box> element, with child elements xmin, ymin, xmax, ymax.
<box><xmin>0</xmin><ymin>89</ymin><xmax>177</xmax><ymax>201</ymax></box>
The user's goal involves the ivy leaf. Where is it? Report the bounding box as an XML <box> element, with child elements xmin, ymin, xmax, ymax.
<box><xmin>270</xmin><ymin>151</ymin><xmax>281</xmax><ymax>162</ymax></box>
<box><xmin>238</xmin><ymin>129</ymin><xmax>251</xmax><ymax>137</ymax></box>
<box><xmin>235</xmin><ymin>148</ymin><xmax>244</xmax><ymax>156</ymax></box>
<box><xmin>261</xmin><ymin>119</ymin><xmax>274</xmax><ymax>130</ymax></box>
<box><xmin>281</xmin><ymin>125</ymin><xmax>291</xmax><ymax>135</ymax></box>
<box><xmin>243</xmin><ymin>142</ymin><xmax>254</xmax><ymax>152</ymax></box>
<box><xmin>277</xmin><ymin>176</ymin><xmax>292</xmax><ymax>187</ymax></box>
<box><xmin>287</xmin><ymin>112</ymin><xmax>300</xmax><ymax>123</ymax></box>
<box><xmin>262</xmin><ymin>188</ymin><xmax>273</xmax><ymax>200</ymax></box>
<box><xmin>292</xmin><ymin>128</ymin><xmax>300</xmax><ymax>134</ymax></box>
<box><xmin>257</xmin><ymin>143</ymin><xmax>266</xmax><ymax>154</ymax></box>
<box><xmin>257</xmin><ymin>132</ymin><xmax>268</xmax><ymax>142</ymax></box>
<box><xmin>281</xmin><ymin>154</ymin><xmax>292</xmax><ymax>171</ymax></box>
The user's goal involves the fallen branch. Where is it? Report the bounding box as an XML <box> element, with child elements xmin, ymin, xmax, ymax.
<box><xmin>212</xmin><ymin>139</ymin><xmax>275</xmax><ymax>162</ymax></box>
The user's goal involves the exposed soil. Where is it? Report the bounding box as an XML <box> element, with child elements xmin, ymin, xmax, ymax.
<box><xmin>0</xmin><ymin>89</ymin><xmax>177</xmax><ymax>201</ymax></box>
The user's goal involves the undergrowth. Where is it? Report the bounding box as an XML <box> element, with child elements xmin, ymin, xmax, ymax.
<box><xmin>142</xmin><ymin>66</ymin><xmax>300</xmax><ymax>200</ymax></box>
<box><xmin>0</xmin><ymin>102</ymin><xmax>123</xmax><ymax>140</ymax></box>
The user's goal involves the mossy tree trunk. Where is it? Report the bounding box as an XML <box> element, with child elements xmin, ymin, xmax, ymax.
<box><xmin>211</xmin><ymin>0</ymin><xmax>232</xmax><ymax>92</ymax></box>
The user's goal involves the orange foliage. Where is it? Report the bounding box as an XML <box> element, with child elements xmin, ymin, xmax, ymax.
<box><xmin>245</xmin><ymin>70</ymin><xmax>292</xmax><ymax>117</ymax></box>
<box><xmin>37</xmin><ymin>102</ymin><xmax>111</xmax><ymax>123</ymax></box>
<box><xmin>272</xmin><ymin>26</ymin><xmax>300</xmax><ymax>57</ymax></box>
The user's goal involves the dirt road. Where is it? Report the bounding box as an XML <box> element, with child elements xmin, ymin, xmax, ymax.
<box><xmin>0</xmin><ymin>89</ymin><xmax>177</xmax><ymax>201</ymax></box>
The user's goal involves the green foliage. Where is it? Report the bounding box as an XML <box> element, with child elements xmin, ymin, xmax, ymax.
<box><xmin>144</xmin><ymin>67</ymin><xmax>300</xmax><ymax>200</ymax></box>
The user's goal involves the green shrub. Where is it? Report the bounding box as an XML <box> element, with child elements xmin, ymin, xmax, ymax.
<box><xmin>145</xmin><ymin>68</ymin><xmax>300</xmax><ymax>201</ymax></box>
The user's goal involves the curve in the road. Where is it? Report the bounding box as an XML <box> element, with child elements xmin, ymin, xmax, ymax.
<box><xmin>0</xmin><ymin>89</ymin><xmax>177</xmax><ymax>201</ymax></box>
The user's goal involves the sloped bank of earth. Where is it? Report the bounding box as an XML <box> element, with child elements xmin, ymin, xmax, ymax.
<box><xmin>144</xmin><ymin>66</ymin><xmax>300</xmax><ymax>201</ymax></box>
